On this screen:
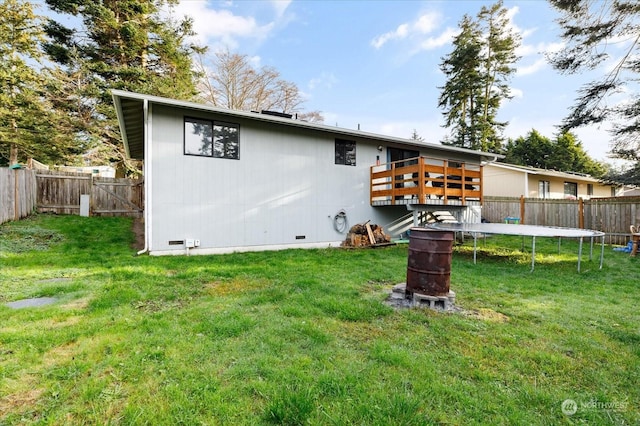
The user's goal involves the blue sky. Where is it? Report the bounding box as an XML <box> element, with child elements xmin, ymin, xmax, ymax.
<box><xmin>168</xmin><ymin>1</ymin><xmax>621</xmax><ymax>163</ymax></box>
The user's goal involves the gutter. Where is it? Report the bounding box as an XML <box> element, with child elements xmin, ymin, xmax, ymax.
<box><xmin>137</xmin><ymin>98</ymin><xmax>150</xmax><ymax>255</ymax></box>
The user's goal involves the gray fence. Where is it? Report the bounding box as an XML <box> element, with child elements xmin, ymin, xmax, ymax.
<box><xmin>483</xmin><ymin>196</ymin><xmax>640</xmax><ymax>244</ymax></box>
<box><xmin>0</xmin><ymin>168</ymin><xmax>37</xmax><ymax>225</ymax></box>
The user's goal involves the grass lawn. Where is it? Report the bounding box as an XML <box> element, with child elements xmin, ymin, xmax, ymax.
<box><xmin>0</xmin><ymin>214</ymin><xmax>638</xmax><ymax>425</ymax></box>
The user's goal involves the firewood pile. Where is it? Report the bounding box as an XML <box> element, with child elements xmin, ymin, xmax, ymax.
<box><xmin>342</xmin><ymin>221</ymin><xmax>392</xmax><ymax>248</ymax></box>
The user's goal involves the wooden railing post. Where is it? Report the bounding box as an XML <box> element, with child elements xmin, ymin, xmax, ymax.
<box><xmin>443</xmin><ymin>160</ymin><xmax>448</xmax><ymax>205</ymax></box>
<box><xmin>418</xmin><ymin>157</ymin><xmax>425</xmax><ymax>204</ymax></box>
<box><xmin>461</xmin><ymin>162</ymin><xmax>466</xmax><ymax>204</ymax></box>
<box><xmin>390</xmin><ymin>162</ymin><xmax>396</xmax><ymax>205</ymax></box>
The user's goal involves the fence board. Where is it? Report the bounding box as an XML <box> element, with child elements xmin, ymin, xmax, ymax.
<box><xmin>36</xmin><ymin>170</ymin><xmax>92</xmax><ymax>215</ymax></box>
<box><xmin>0</xmin><ymin>168</ymin><xmax>37</xmax><ymax>225</ymax></box>
<box><xmin>92</xmin><ymin>177</ymin><xmax>143</xmax><ymax>217</ymax></box>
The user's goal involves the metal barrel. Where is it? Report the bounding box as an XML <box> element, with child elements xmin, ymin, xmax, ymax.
<box><xmin>406</xmin><ymin>228</ymin><xmax>454</xmax><ymax>296</ymax></box>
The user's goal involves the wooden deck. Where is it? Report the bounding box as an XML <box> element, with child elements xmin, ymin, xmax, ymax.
<box><xmin>370</xmin><ymin>157</ymin><xmax>482</xmax><ymax>206</ymax></box>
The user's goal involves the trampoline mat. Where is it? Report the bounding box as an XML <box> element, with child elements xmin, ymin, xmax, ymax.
<box><xmin>428</xmin><ymin>222</ymin><xmax>604</xmax><ymax>238</ymax></box>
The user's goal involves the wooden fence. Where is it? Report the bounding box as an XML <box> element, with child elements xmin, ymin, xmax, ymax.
<box><xmin>1</xmin><ymin>168</ymin><xmax>143</xmax><ymax>225</ymax></box>
<box><xmin>36</xmin><ymin>170</ymin><xmax>143</xmax><ymax>217</ymax></box>
<box><xmin>0</xmin><ymin>168</ymin><xmax>37</xmax><ymax>224</ymax></box>
<box><xmin>483</xmin><ymin>196</ymin><xmax>640</xmax><ymax>244</ymax></box>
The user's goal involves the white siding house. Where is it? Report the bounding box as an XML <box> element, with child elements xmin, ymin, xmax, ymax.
<box><xmin>112</xmin><ymin>90</ymin><xmax>498</xmax><ymax>255</ymax></box>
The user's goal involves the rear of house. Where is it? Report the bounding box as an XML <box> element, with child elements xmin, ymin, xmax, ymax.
<box><xmin>113</xmin><ymin>91</ymin><xmax>497</xmax><ymax>255</ymax></box>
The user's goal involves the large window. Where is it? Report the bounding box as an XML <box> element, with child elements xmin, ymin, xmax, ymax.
<box><xmin>564</xmin><ymin>181</ymin><xmax>577</xmax><ymax>198</ymax></box>
<box><xmin>538</xmin><ymin>180</ymin><xmax>550</xmax><ymax>199</ymax></box>
<box><xmin>184</xmin><ymin>117</ymin><xmax>239</xmax><ymax>160</ymax></box>
<box><xmin>335</xmin><ymin>139</ymin><xmax>356</xmax><ymax>166</ymax></box>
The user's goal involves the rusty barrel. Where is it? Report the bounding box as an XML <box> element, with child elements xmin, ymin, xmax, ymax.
<box><xmin>406</xmin><ymin>227</ymin><xmax>454</xmax><ymax>296</ymax></box>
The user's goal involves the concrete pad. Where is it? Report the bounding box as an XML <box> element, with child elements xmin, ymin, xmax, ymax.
<box><xmin>5</xmin><ymin>297</ymin><xmax>58</xmax><ymax>309</ymax></box>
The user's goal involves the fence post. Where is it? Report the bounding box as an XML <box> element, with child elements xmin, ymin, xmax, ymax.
<box><xmin>578</xmin><ymin>197</ymin><xmax>584</xmax><ymax>229</ymax></box>
<box><xmin>13</xmin><ymin>168</ymin><xmax>19</xmax><ymax>221</ymax></box>
<box><xmin>89</xmin><ymin>174</ymin><xmax>94</xmax><ymax>216</ymax></box>
<box><xmin>520</xmin><ymin>195</ymin><xmax>525</xmax><ymax>225</ymax></box>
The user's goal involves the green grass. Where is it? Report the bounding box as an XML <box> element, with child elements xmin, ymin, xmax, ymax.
<box><xmin>1</xmin><ymin>214</ymin><xmax>638</xmax><ymax>425</ymax></box>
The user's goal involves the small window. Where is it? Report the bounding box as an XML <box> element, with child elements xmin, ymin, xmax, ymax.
<box><xmin>587</xmin><ymin>183</ymin><xmax>594</xmax><ymax>196</ymax></box>
<box><xmin>184</xmin><ymin>117</ymin><xmax>239</xmax><ymax>159</ymax></box>
<box><xmin>335</xmin><ymin>139</ymin><xmax>356</xmax><ymax>166</ymax></box>
<box><xmin>564</xmin><ymin>181</ymin><xmax>577</xmax><ymax>198</ymax></box>
<box><xmin>539</xmin><ymin>180</ymin><xmax>550</xmax><ymax>199</ymax></box>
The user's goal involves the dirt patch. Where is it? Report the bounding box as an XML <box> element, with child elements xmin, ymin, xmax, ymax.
<box><xmin>131</xmin><ymin>218</ymin><xmax>145</xmax><ymax>250</ymax></box>
<box><xmin>0</xmin><ymin>388</ymin><xmax>43</xmax><ymax>416</ymax></box>
<box><xmin>44</xmin><ymin>341</ymin><xmax>79</xmax><ymax>368</ymax></box>
<box><xmin>62</xmin><ymin>297</ymin><xmax>90</xmax><ymax>311</ymax></box>
<box><xmin>466</xmin><ymin>308</ymin><xmax>509</xmax><ymax>323</ymax></box>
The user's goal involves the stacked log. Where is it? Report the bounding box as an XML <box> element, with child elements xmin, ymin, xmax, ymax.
<box><xmin>342</xmin><ymin>222</ymin><xmax>392</xmax><ymax>247</ymax></box>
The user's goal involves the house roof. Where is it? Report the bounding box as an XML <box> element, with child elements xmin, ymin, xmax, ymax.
<box><xmin>487</xmin><ymin>161</ymin><xmax>605</xmax><ymax>183</ymax></box>
<box><xmin>112</xmin><ymin>90</ymin><xmax>503</xmax><ymax>162</ymax></box>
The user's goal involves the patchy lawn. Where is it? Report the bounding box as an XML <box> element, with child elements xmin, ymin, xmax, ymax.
<box><xmin>1</xmin><ymin>214</ymin><xmax>638</xmax><ymax>425</ymax></box>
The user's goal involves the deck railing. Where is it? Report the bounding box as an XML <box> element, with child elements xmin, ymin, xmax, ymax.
<box><xmin>370</xmin><ymin>157</ymin><xmax>483</xmax><ymax>206</ymax></box>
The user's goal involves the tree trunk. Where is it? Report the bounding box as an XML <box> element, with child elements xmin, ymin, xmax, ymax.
<box><xmin>9</xmin><ymin>143</ymin><xmax>19</xmax><ymax>165</ymax></box>
<box><xmin>9</xmin><ymin>117</ymin><xmax>19</xmax><ymax>165</ymax></box>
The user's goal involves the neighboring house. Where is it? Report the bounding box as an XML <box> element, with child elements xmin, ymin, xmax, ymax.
<box><xmin>58</xmin><ymin>165</ymin><xmax>116</xmax><ymax>178</ymax></box>
<box><xmin>112</xmin><ymin>90</ymin><xmax>498</xmax><ymax>255</ymax></box>
<box><xmin>483</xmin><ymin>162</ymin><xmax>616</xmax><ymax>199</ymax></box>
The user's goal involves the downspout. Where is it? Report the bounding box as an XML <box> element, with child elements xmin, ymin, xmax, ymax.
<box><xmin>524</xmin><ymin>171</ymin><xmax>529</xmax><ymax>197</ymax></box>
<box><xmin>137</xmin><ymin>98</ymin><xmax>151</xmax><ymax>255</ymax></box>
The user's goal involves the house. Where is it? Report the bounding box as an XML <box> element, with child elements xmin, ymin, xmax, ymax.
<box><xmin>57</xmin><ymin>165</ymin><xmax>116</xmax><ymax>178</ymax></box>
<box><xmin>112</xmin><ymin>90</ymin><xmax>498</xmax><ymax>255</ymax></box>
<box><xmin>483</xmin><ymin>162</ymin><xmax>617</xmax><ymax>199</ymax></box>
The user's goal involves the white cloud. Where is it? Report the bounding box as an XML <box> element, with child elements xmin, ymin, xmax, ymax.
<box><xmin>308</xmin><ymin>72</ymin><xmax>338</xmax><ymax>90</ymax></box>
<box><xmin>514</xmin><ymin>41</ymin><xmax>564</xmax><ymax>76</ymax></box>
<box><xmin>517</xmin><ymin>58</ymin><xmax>547</xmax><ymax>76</ymax></box>
<box><xmin>371</xmin><ymin>23</ymin><xmax>410</xmax><ymax>49</ymax></box>
<box><xmin>414</xmin><ymin>12</ymin><xmax>439</xmax><ymax>34</ymax></box>
<box><xmin>371</xmin><ymin>11</ymin><xmax>442</xmax><ymax>49</ymax></box>
<box><xmin>271</xmin><ymin>0</ymin><xmax>292</xmax><ymax>19</ymax></box>
<box><xmin>418</xmin><ymin>27</ymin><xmax>459</xmax><ymax>51</ymax></box>
<box><xmin>509</xmin><ymin>87</ymin><xmax>524</xmax><ymax>99</ymax></box>
<box><xmin>167</xmin><ymin>0</ymin><xmax>284</xmax><ymax>50</ymax></box>
<box><xmin>248</xmin><ymin>55</ymin><xmax>262</xmax><ymax>68</ymax></box>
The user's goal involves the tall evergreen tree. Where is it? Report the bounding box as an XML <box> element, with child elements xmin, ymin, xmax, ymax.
<box><xmin>477</xmin><ymin>1</ymin><xmax>520</xmax><ymax>152</ymax></box>
<box><xmin>0</xmin><ymin>0</ymin><xmax>73</xmax><ymax>165</ymax></box>
<box><xmin>438</xmin><ymin>15</ymin><xmax>483</xmax><ymax>149</ymax></box>
<box><xmin>438</xmin><ymin>1</ymin><xmax>520</xmax><ymax>152</ymax></box>
<box><xmin>548</xmin><ymin>0</ymin><xmax>640</xmax><ymax>184</ymax></box>
<box><xmin>43</xmin><ymin>0</ymin><xmax>201</xmax><ymax>173</ymax></box>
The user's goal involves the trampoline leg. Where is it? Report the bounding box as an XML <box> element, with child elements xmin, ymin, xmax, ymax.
<box><xmin>600</xmin><ymin>235</ymin><xmax>604</xmax><ymax>269</ymax></box>
<box><xmin>473</xmin><ymin>232</ymin><xmax>477</xmax><ymax>264</ymax></box>
<box><xmin>531</xmin><ymin>236</ymin><xmax>536</xmax><ymax>272</ymax></box>
<box><xmin>589</xmin><ymin>237</ymin><xmax>594</xmax><ymax>261</ymax></box>
<box><xmin>578</xmin><ymin>237</ymin><xmax>583</xmax><ymax>272</ymax></box>
<box><xmin>558</xmin><ymin>237</ymin><xmax>561</xmax><ymax>254</ymax></box>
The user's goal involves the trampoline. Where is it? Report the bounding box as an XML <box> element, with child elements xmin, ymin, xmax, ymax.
<box><xmin>427</xmin><ymin>222</ymin><xmax>605</xmax><ymax>272</ymax></box>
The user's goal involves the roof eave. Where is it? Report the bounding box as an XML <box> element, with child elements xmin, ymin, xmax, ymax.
<box><xmin>111</xmin><ymin>89</ymin><xmax>503</xmax><ymax>163</ymax></box>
